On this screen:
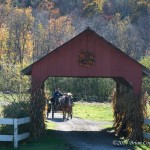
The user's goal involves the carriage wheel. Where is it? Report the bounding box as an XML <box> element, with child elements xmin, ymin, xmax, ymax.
<box><xmin>70</xmin><ymin>113</ymin><xmax>72</xmax><ymax>119</ymax></box>
<box><xmin>47</xmin><ymin>104</ymin><xmax>51</xmax><ymax>118</ymax></box>
<box><xmin>52</xmin><ymin>105</ymin><xmax>54</xmax><ymax>119</ymax></box>
<box><xmin>47</xmin><ymin>112</ymin><xmax>49</xmax><ymax>118</ymax></box>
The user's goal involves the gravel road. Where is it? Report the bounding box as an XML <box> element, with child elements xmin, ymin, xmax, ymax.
<box><xmin>47</xmin><ymin>113</ymin><xmax>133</xmax><ymax>150</ymax></box>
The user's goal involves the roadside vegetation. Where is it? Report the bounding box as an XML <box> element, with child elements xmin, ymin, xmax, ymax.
<box><xmin>0</xmin><ymin>99</ymin><xmax>150</xmax><ymax>149</ymax></box>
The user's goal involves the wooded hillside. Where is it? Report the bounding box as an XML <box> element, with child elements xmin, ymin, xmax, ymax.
<box><xmin>0</xmin><ymin>0</ymin><xmax>150</xmax><ymax>100</ymax></box>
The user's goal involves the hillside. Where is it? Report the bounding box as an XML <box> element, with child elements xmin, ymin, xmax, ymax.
<box><xmin>0</xmin><ymin>0</ymin><xmax>150</xmax><ymax>94</ymax></box>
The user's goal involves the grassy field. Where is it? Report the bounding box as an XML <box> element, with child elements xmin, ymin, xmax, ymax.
<box><xmin>73</xmin><ymin>102</ymin><xmax>114</xmax><ymax>122</ymax></box>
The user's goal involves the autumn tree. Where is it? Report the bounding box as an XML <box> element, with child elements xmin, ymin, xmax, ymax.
<box><xmin>82</xmin><ymin>0</ymin><xmax>106</xmax><ymax>17</ymax></box>
<box><xmin>140</xmin><ymin>56</ymin><xmax>150</xmax><ymax>94</ymax></box>
<box><xmin>2</xmin><ymin>8</ymin><xmax>34</xmax><ymax>65</ymax></box>
<box><xmin>0</xmin><ymin>6</ymin><xmax>33</xmax><ymax>93</ymax></box>
<box><xmin>49</xmin><ymin>16</ymin><xmax>75</xmax><ymax>47</ymax></box>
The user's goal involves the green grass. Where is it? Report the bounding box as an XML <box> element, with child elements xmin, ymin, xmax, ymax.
<box><xmin>0</xmin><ymin>106</ymin><xmax>3</xmax><ymax>117</ymax></box>
<box><xmin>118</xmin><ymin>139</ymin><xmax>150</xmax><ymax>150</ymax></box>
<box><xmin>0</xmin><ymin>122</ymin><xmax>65</xmax><ymax>150</ymax></box>
<box><xmin>147</xmin><ymin>105</ymin><xmax>150</xmax><ymax>118</ymax></box>
<box><xmin>135</xmin><ymin>144</ymin><xmax>150</xmax><ymax>150</ymax></box>
<box><xmin>0</xmin><ymin>133</ymin><xmax>66</xmax><ymax>150</ymax></box>
<box><xmin>73</xmin><ymin>102</ymin><xmax>114</xmax><ymax>122</ymax></box>
<box><xmin>45</xmin><ymin>120</ymin><xmax>57</xmax><ymax>130</ymax></box>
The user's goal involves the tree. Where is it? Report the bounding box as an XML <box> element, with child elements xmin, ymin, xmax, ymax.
<box><xmin>82</xmin><ymin>0</ymin><xmax>105</xmax><ymax>17</ymax></box>
<box><xmin>0</xmin><ymin>6</ymin><xmax>33</xmax><ymax>95</ymax></box>
<box><xmin>45</xmin><ymin>77</ymin><xmax>115</xmax><ymax>102</ymax></box>
<box><xmin>49</xmin><ymin>15</ymin><xmax>75</xmax><ymax>47</ymax></box>
<box><xmin>6</xmin><ymin>8</ymin><xmax>33</xmax><ymax>65</ymax></box>
<box><xmin>140</xmin><ymin>56</ymin><xmax>150</xmax><ymax>94</ymax></box>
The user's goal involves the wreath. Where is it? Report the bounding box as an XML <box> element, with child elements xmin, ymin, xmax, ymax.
<box><xmin>78</xmin><ymin>50</ymin><xmax>95</xmax><ymax>67</ymax></box>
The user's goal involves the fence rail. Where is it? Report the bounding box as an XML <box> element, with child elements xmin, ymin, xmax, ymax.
<box><xmin>0</xmin><ymin>117</ymin><xmax>30</xmax><ymax>148</ymax></box>
<box><xmin>143</xmin><ymin>118</ymin><xmax>150</xmax><ymax>139</ymax></box>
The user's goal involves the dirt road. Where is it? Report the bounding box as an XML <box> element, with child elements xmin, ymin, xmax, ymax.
<box><xmin>47</xmin><ymin>113</ymin><xmax>132</xmax><ymax>150</ymax></box>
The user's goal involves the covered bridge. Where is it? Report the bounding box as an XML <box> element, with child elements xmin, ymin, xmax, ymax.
<box><xmin>22</xmin><ymin>27</ymin><xmax>150</xmax><ymax>140</ymax></box>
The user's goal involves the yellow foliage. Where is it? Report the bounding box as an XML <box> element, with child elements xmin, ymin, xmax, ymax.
<box><xmin>49</xmin><ymin>16</ymin><xmax>74</xmax><ymax>35</ymax></box>
<box><xmin>94</xmin><ymin>0</ymin><xmax>105</xmax><ymax>11</ymax></box>
<box><xmin>0</xmin><ymin>25</ymin><xmax>9</xmax><ymax>59</ymax></box>
<box><xmin>0</xmin><ymin>26</ymin><xmax>8</xmax><ymax>41</ymax></box>
<box><xmin>25</xmin><ymin>32</ymin><xmax>33</xmax><ymax>58</ymax></box>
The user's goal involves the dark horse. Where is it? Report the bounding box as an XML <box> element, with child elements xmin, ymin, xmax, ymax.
<box><xmin>59</xmin><ymin>93</ymin><xmax>73</xmax><ymax>120</ymax></box>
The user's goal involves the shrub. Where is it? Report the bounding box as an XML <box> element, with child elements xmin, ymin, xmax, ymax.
<box><xmin>0</xmin><ymin>101</ymin><xmax>30</xmax><ymax>135</ymax></box>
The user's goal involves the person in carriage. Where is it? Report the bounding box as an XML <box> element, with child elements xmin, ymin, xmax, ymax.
<box><xmin>52</xmin><ymin>88</ymin><xmax>63</xmax><ymax>107</ymax></box>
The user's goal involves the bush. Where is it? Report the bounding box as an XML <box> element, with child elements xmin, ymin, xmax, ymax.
<box><xmin>2</xmin><ymin>101</ymin><xmax>30</xmax><ymax>118</ymax></box>
<box><xmin>0</xmin><ymin>101</ymin><xmax>30</xmax><ymax>135</ymax></box>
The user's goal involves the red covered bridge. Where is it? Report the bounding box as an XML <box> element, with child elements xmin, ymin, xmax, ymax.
<box><xmin>22</xmin><ymin>27</ymin><xmax>150</xmax><ymax>139</ymax></box>
<box><xmin>22</xmin><ymin>27</ymin><xmax>150</xmax><ymax>95</ymax></box>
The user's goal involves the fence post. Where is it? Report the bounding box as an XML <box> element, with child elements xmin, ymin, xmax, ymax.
<box><xmin>14</xmin><ymin>119</ymin><xmax>18</xmax><ymax>148</ymax></box>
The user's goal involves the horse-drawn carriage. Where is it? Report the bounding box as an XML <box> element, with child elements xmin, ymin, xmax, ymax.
<box><xmin>46</xmin><ymin>93</ymin><xmax>73</xmax><ymax>120</ymax></box>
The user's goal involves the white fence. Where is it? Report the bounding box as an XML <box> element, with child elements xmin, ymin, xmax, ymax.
<box><xmin>0</xmin><ymin>117</ymin><xmax>30</xmax><ymax>148</ymax></box>
<box><xmin>143</xmin><ymin>118</ymin><xmax>150</xmax><ymax>139</ymax></box>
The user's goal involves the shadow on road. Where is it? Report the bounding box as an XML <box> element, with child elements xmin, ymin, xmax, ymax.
<box><xmin>46</xmin><ymin>127</ymin><xmax>134</xmax><ymax>150</ymax></box>
<box><xmin>47</xmin><ymin>117</ymin><xmax>64</xmax><ymax>122</ymax></box>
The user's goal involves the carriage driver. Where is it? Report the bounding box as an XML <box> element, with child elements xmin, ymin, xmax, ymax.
<box><xmin>53</xmin><ymin>88</ymin><xmax>63</xmax><ymax>105</ymax></box>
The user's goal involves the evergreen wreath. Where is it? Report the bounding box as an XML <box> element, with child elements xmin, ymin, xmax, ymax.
<box><xmin>78</xmin><ymin>50</ymin><xmax>95</xmax><ymax>67</ymax></box>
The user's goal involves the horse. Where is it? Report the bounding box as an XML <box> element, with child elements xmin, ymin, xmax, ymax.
<box><xmin>59</xmin><ymin>93</ymin><xmax>73</xmax><ymax>120</ymax></box>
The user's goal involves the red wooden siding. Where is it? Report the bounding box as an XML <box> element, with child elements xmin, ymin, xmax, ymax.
<box><xmin>31</xmin><ymin>29</ymin><xmax>142</xmax><ymax>95</ymax></box>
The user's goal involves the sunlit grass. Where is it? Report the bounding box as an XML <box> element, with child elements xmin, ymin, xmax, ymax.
<box><xmin>45</xmin><ymin>120</ymin><xmax>57</xmax><ymax>130</ymax></box>
<box><xmin>147</xmin><ymin>105</ymin><xmax>150</xmax><ymax>118</ymax></box>
<box><xmin>73</xmin><ymin>102</ymin><xmax>114</xmax><ymax>122</ymax></box>
<box><xmin>0</xmin><ymin>106</ymin><xmax>3</xmax><ymax>117</ymax></box>
<box><xmin>135</xmin><ymin>144</ymin><xmax>150</xmax><ymax>150</ymax></box>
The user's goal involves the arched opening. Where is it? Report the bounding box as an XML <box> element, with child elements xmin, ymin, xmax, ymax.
<box><xmin>44</xmin><ymin>77</ymin><xmax>115</xmax><ymax>102</ymax></box>
<box><xmin>29</xmin><ymin>75</ymin><xmax>143</xmax><ymax>141</ymax></box>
